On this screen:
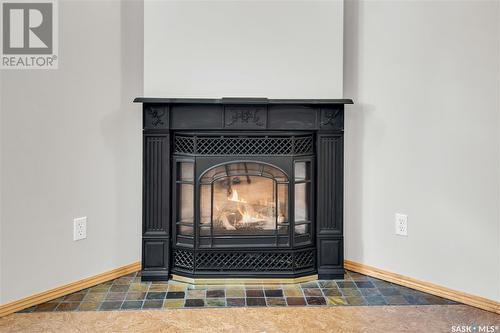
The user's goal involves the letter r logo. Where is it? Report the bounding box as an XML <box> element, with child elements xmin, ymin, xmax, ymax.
<box><xmin>2</xmin><ymin>2</ymin><xmax>53</xmax><ymax>54</ymax></box>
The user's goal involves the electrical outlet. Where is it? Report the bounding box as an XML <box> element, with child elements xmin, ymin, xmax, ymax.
<box><xmin>395</xmin><ymin>213</ymin><xmax>408</xmax><ymax>236</ymax></box>
<box><xmin>73</xmin><ymin>217</ymin><xmax>87</xmax><ymax>241</ymax></box>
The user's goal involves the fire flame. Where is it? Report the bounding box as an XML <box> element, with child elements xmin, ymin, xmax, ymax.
<box><xmin>228</xmin><ymin>189</ymin><xmax>246</xmax><ymax>203</ymax></box>
<box><xmin>227</xmin><ymin>190</ymin><xmax>262</xmax><ymax>224</ymax></box>
<box><xmin>237</xmin><ymin>206</ymin><xmax>254</xmax><ymax>224</ymax></box>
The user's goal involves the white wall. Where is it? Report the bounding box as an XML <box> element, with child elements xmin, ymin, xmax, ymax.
<box><xmin>344</xmin><ymin>0</ymin><xmax>500</xmax><ymax>301</ymax></box>
<box><xmin>0</xmin><ymin>72</ymin><xmax>3</xmax><ymax>304</ymax></box>
<box><xmin>144</xmin><ymin>0</ymin><xmax>344</xmax><ymax>98</ymax></box>
<box><xmin>0</xmin><ymin>0</ymin><xmax>143</xmax><ymax>304</ymax></box>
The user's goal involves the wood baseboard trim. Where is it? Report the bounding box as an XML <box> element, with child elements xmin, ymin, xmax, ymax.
<box><xmin>0</xmin><ymin>261</ymin><xmax>141</xmax><ymax>317</ymax></box>
<box><xmin>344</xmin><ymin>260</ymin><xmax>500</xmax><ymax>314</ymax></box>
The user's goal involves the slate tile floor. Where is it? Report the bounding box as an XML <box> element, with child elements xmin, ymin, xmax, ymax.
<box><xmin>18</xmin><ymin>270</ymin><xmax>458</xmax><ymax>313</ymax></box>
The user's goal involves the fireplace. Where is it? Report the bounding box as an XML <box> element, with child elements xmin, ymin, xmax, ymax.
<box><xmin>134</xmin><ymin>98</ymin><xmax>352</xmax><ymax>281</ymax></box>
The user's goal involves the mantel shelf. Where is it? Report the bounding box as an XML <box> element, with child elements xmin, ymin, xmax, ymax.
<box><xmin>134</xmin><ymin>97</ymin><xmax>353</xmax><ymax>106</ymax></box>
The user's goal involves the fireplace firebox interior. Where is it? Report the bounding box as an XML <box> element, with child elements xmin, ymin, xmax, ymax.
<box><xmin>135</xmin><ymin>97</ymin><xmax>352</xmax><ymax>281</ymax></box>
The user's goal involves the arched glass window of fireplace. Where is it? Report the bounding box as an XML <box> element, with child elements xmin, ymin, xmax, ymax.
<box><xmin>199</xmin><ymin>162</ymin><xmax>290</xmax><ymax>247</ymax></box>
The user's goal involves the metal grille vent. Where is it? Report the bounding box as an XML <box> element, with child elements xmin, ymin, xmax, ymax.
<box><xmin>173</xmin><ymin>249</ymin><xmax>195</xmax><ymax>270</ymax></box>
<box><xmin>172</xmin><ymin>249</ymin><xmax>315</xmax><ymax>273</ymax></box>
<box><xmin>196</xmin><ymin>252</ymin><xmax>293</xmax><ymax>271</ymax></box>
<box><xmin>174</xmin><ymin>136</ymin><xmax>195</xmax><ymax>154</ymax></box>
<box><xmin>294</xmin><ymin>249</ymin><xmax>316</xmax><ymax>269</ymax></box>
<box><xmin>294</xmin><ymin>136</ymin><xmax>314</xmax><ymax>155</ymax></box>
<box><xmin>174</xmin><ymin>135</ymin><xmax>313</xmax><ymax>156</ymax></box>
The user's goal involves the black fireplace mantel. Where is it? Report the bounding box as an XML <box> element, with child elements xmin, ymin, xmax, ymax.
<box><xmin>134</xmin><ymin>97</ymin><xmax>353</xmax><ymax>281</ymax></box>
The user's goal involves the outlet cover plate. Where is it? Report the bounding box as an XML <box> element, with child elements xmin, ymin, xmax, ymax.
<box><xmin>73</xmin><ymin>217</ymin><xmax>87</xmax><ymax>241</ymax></box>
<box><xmin>395</xmin><ymin>213</ymin><xmax>408</xmax><ymax>236</ymax></box>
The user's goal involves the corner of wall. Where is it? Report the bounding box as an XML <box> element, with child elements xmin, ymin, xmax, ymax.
<box><xmin>0</xmin><ymin>70</ymin><xmax>3</xmax><ymax>305</ymax></box>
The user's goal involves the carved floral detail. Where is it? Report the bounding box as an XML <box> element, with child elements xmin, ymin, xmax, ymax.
<box><xmin>320</xmin><ymin>109</ymin><xmax>340</xmax><ymax>127</ymax></box>
<box><xmin>225</xmin><ymin>108</ymin><xmax>265</xmax><ymax>127</ymax></box>
<box><xmin>147</xmin><ymin>107</ymin><xmax>166</xmax><ymax>127</ymax></box>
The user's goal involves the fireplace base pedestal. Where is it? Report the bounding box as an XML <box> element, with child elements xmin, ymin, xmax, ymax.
<box><xmin>171</xmin><ymin>274</ymin><xmax>319</xmax><ymax>285</ymax></box>
<box><xmin>171</xmin><ymin>247</ymin><xmax>317</xmax><ymax>279</ymax></box>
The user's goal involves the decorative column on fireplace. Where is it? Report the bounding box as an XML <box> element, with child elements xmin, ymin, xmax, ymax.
<box><xmin>134</xmin><ymin>97</ymin><xmax>353</xmax><ymax>281</ymax></box>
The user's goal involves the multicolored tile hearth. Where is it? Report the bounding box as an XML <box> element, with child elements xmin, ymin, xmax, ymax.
<box><xmin>340</xmin><ymin>288</ymin><xmax>362</xmax><ymax>297</ymax></box>
<box><xmin>325</xmin><ymin>296</ymin><xmax>348</xmax><ymax>306</ymax></box>
<box><xmin>226</xmin><ymin>288</ymin><xmax>245</xmax><ymax>298</ymax></box>
<box><xmin>186</xmin><ymin>289</ymin><xmax>206</xmax><ymax>299</ymax></box>
<box><xmin>354</xmin><ymin>281</ymin><xmax>375</xmax><ymax>289</ymax></box>
<box><xmin>109</xmin><ymin>285</ymin><xmax>130</xmax><ymax>293</ymax></box>
<box><xmin>246</xmin><ymin>298</ymin><xmax>266</xmax><ymax>306</ymax></box>
<box><xmin>364</xmin><ymin>296</ymin><xmax>387</xmax><ymax>305</ymax></box>
<box><xmin>142</xmin><ymin>300</ymin><xmax>163</xmax><ymax>309</ymax></box>
<box><xmin>322</xmin><ymin>288</ymin><xmax>342</xmax><ymax>296</ymax></box>
<box><xmin>24</xmin><ymin>270</ymin><xmax>462</xmax><ymax>313</ymax></box>
<box><xmin>206</xmin><ymin>290</ymin><xmax>225</xmax><ymax>298</ymax></box>
<box><xmin>266</xmin><ymin>297</ymin><xmax>287</xmax><ymax>306</ymax></box>
<box><xmin>306</xmin><ymin>297</ymin><xmax>326</xmax><ymax>306</ymax></box>
<box><xmin>121</xmin><ymin>301</ymin><xmax>143</xmax><ymax>310</ymax></box>
<box><xmin>185</xmin><ymin>299</ymin><xmax>205</xmax><ymax>307</ymax></box>
<box><xmin>264</xmin><ymin>289</ymin><xmax>283</xmax><ymax>298</ymax></box>
<box><xmin>146</xmin><ymin>292</ymin><xmax>166</xmax><ymax>300</ymax></box>
<box><xmin>246</xmin><ymin>290</ymin><xmax>265</xmax><ymax>298</ymax></box>
<box><xmin>283</xmin><ymin>287</ymin><xmax>303</xmax><ymax>297</ymax></box>
<box><xmin>226</xmin><ymin>298</ymin><xmax>245</xmax><ymax>307</ymax></box>
<box><xmin>163</xmin><ymin>299</ymin><xmax>185</xmax><ymax>308</ymax></box>
<box><xmin>99</xmin><ymin>301</ymin><xmax>122</xmax><ymax>311</ymax></box>
<box><xmin>125</xmin><ymin>292</ymin><xmax>146</xmax><ymax>301</ymax></box>
<box><xmin>165</xmin><ymin>292</ymin><xmax>185</xmax><ymax>299</ymax></box>
<box><xmin>78</xmin><ymin>302</ymin><xmax>101</xmax><ymax>311</ymax></box>
<box><xmin>303</xmin><ymin>288</ymin><xmax>322</xmax><ymax>297</ymax></box>
<box><xmin>206</xmin><ymin>298</ymin><xmax>226</xmax><ymax>307</ymax></box>
<box><xmin>345</xmin><ymin>296</ymin><xmax>367</xmax><ymax>306</ymax></box>
<box><xmin>286</xmin><ymin>297</ymin><xmax>307</xmax><ymax>306</ymax></box>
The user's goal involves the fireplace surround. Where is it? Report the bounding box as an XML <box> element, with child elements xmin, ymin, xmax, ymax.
<box><xmin>134</xmin><ymin>97</ymin><xmax>353</xmax><ymax>281</ymax></box>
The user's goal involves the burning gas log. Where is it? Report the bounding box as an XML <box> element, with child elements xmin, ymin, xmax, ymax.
<box><xmin>213</xmin><ymin>189</ymin><xmax>276</xmax><ymax>231</ymax></box>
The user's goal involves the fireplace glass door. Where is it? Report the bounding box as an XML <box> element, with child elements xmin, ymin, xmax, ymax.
<box><xmin>199</xmin><ymin>162</ymin><xmax>289</xmax><ymax>248</ymax></box>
